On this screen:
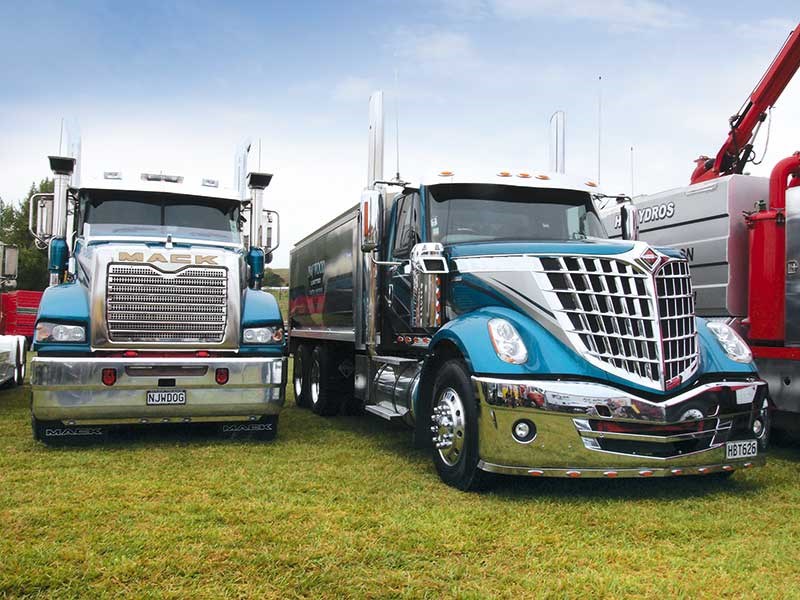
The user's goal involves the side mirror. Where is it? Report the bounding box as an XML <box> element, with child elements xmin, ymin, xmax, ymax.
<box><xmin>1</xmin><ymin>245</ymin><xmax>18</xmax><ymax>280</ymax></box>
<box><xmin>360</xmin><ymin>189</ymin><xmax>382</xmax><ymax>252</ymax></box>
<box><xmin>29</xmin><ymin>192</ymin><xmax>54</xmax><ymax>249</ymax></box>
<box><xmin>620</xmin><ymin>202</ymin><xmax>639</xmax><ymax>241</ymax></box>
<box><xmin>410</xmin><ymin>243</ymin><xmax>448</xmax><ymax>329</ymax></box>
<box><xmin>260</xmin><ymin>209</ymin><xmax>280</xmax><ymax>255</ymax></box>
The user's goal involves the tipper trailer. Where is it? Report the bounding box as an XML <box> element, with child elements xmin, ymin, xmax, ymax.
<box><xmin>606</xmin><ymin>22</ymin><xmax>800</xmax><ymax>434</ymax></box>
<box><xmin>289</xmin><ymin>92</ymin><xmax>770</xmax><ymax>490</ymax></box>
<box><xmin>28</xmin><ymin>151</ymin><xmax>286</xmax><ymax>443</ymax></box>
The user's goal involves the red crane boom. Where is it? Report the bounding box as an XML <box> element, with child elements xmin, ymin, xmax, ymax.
<box><xmin>691</xmin><ymin>23</ymin><xmax>800</xmax><ymax>184</ymax></box>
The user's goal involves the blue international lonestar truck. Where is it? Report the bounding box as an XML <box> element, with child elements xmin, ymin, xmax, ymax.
<box><xmin>28</xmin><ymin>150</ymin><xmax>286</xmax><ymax>444</ymax></box>
<box><xmin>288</xmin><ymin>91</ymin><xmax>771</xmax><ymax>490</ymax></box>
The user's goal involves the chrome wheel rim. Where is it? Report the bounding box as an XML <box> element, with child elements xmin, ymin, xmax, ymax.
<box><xmin>310</xmin><ymin>358</ymin><xmax>320</xmax><ymax>405</ymax></box>
<box><xmin>293</xmin><ymin>353</ymin><xmax>303</xmax><ymax>398</ymax></box>
<box><xmin>431</xmin><ymin>387</ymin><xmax>466</xmax><ymax>467</ymax></box>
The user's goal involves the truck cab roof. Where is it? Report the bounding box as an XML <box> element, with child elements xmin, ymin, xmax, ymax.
<box><xmin>407</xmin><ymin>170</ymin><xmax>601</xmax><ymax>194</ymax></box>
<box><xmin>75</xmin><ymin>176</ymin><xmax>241</xmax><ymax>203</ymax></box>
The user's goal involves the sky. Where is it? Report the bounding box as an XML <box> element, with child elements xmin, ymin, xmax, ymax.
<box><xmin>1</xmin><ymin>0</ymin><xmax>798</xmax><ymax>266</ymax></box>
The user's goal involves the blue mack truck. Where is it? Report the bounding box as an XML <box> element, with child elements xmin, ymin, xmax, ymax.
<box><xmin>288</xmin><ymin>91</ymin><xmax>770</xmax><ymax>490</ymax></box>
<box><xmin>28</xmin><ymin>153</ymin><xmax>286</xmax><ymax>443</ymax></box>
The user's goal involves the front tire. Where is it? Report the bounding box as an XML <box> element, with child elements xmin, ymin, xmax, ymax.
<box><xmin>430</xmin><ymin>359</ymin><xmax>490</xmax><ymax>491</ymax></box>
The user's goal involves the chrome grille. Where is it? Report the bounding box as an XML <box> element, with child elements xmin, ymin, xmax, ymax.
<box><xmin>656</xmin><ymin>260</ymin><xmax>697</xmax><ymax>383</ymax></box>
<box><xmin>535</xmin><ymin>255</ymin><xmax>698</xmax><ymax>391</ymax></box>
<box><xmin>106</xmin><ymin>264</ymin><xmax>228</xmax><ymax>343</ymax></box>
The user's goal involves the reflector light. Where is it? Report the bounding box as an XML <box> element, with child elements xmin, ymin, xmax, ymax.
<box><xmin>697</xmin><ymin>467</ymin><xmax>711</xmax><ymax>474</ymax></box>
<box><xmin>528</xmin><ymin>469</ymin><xmax>544</xmax><ymax>477</ymax></box>
<box><xmin>566</xmin><ymin>470</ymin><xmax>581</xmax><ymax>478</ymax></box>
<box><xmin>196</xmin><ymin>351</ymin><xmax>210</xmax><ymax>358</ymax></box>
<box><xmin>639</xmin><ymin>470</ymin><xmax>654</xmax><ymax>477</ymax></box>
<box><xmin>498</xmin><ymin>171</ymin><xmax>511</xmax><ymax>177</ymax></box>
<box><xmin>585</xmin><ymin>181</ymin><xmax>598</xmax><ymax>187</ymax></box>
<box><xmin>603</xmin><ymin>471</ymin><xmax>618</xmax><ymax>478</ymax></box>
<box><xmin>215</xmin><ymin>368</ymin><xmax>229</xmax><ymax>385</ymax></box>
<box><xmin>671</xmin><ymin>468</ymin><xmax>684</xmax><ymax>475</ymax></box>
<box><xmin>722</xmin><ymin>465</ymin><xmax>734</xmax><ymax>471</ymax></box>
<box><xmin>123</xmin><ymin>350</ymin><xmax>138</xmax><ymax>357</ymax></box>
<box><xmin>535</xmin><ymin>174</ymin><xmax>550</xmax><ymax>180</ymax></box>
<box><xmin>439</xmin><ymin>171</ymin><xmax>454</xmax><ymax>177</ymax></box>
<box><xmin>101</xmin><ymin>368</ymin><xmax>117</xmax><ymax>386</ymax></box>
<box><xmin>518</xmin><ymin>173</ymin><xmax>531</xmax><ymax>178</ymax></box>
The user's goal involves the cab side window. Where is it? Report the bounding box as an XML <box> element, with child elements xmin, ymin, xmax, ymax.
<box><xmin>392</xmin><ymin>193</ymin><xmax>421</xmax><ymax>259</ymax></box>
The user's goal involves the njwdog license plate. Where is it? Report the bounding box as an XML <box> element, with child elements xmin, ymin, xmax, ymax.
<box><xmin>725</xmin><ymin>440</ymin><xmax>757</xmax><ymax>459</ymax></box>
<box><xmin>146</xmin><ymin>390</ymin><xmax>187</xmax><ymax>405</ymax></box>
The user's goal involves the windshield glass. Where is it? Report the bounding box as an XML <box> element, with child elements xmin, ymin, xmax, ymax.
<box><xmin>80</xmin><ymin>190</ymin><xmax>241</xmax><ymax>237</ymax></box>
<box><xmin>426</xmin><ymin>184</ymin><xmax>607</xmax><ymax>245</ymax></box>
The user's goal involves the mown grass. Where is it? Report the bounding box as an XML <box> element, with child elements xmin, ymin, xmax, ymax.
<box><xmin>1</xmin><ymin>372</ymin><xmax>800</xmax><ymax>599</ymax></box>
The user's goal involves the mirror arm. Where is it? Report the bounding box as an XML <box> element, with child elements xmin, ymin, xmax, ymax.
<box><xmin>370</xmin><ymin>254</ymin><xmax>403</xmax><ymax>267</ymax></box>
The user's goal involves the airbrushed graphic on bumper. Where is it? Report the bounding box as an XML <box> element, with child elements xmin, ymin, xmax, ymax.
<box><xmin>473</xmin><ymin>376</ymin><xmax>768</xmax><ymax>477</ymax></box>
<box><xmin>31</xmin><ymin>356</ymin><xmax>286</xmax><ymax>424</ymax></box>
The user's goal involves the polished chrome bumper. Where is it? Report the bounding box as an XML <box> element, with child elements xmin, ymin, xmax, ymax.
<box><xmin>31</xmin><ymin>356</ymin><xmax>286</xmax><ymax>424</ymax></box>
<box><xmin>474</xmin><ymin>376</ymin><xmax>768</xmax><ymax>478</ymax></box>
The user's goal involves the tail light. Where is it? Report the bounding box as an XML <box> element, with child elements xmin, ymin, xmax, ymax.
<box><xmin>215</xmin><ymin>368</ymin><xmax>229</xmax><ymax>385</ymax></box>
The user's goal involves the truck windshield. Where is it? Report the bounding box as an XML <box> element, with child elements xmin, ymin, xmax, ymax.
<box><xmin>426</xmin><ymin>184</ymin><xmax>607</xmax><ymax>244</ymax></box>
<box><xmin>81</xmin><ymin>190</ymin><xmax>240</xmax><ymax>234</ymax></box>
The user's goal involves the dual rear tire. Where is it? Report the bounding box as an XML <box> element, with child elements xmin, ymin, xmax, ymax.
<box><xmin>292</xmin><ymin>343</ymin><xmax>354</xmax><ymax>416</ymax></box>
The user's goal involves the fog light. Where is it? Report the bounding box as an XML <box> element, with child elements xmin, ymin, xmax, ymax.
<box><xmin>215</xmin><ymin>368</ymin><xmax>229</xmax><ymax>385</ymax></box>
<box><xmin>511</xmin><ymin>419</ymin><xmax>536</xmax><ymax>443</ymax></box>
<box><xmin>101</xmin><ymin>368</ymin><xmax>116</xmax><ymax>386</ymax></box>
<box><xmin>753</xmin><ymin>418</ymin><xmax>764</xmax><ymax>437</ymax></box>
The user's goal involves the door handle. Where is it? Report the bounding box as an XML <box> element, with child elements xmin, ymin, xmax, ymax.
<box><xmin>387</xmin><ymin>283</ymin><xmax>393</xmax><ymax>307</ymax></box>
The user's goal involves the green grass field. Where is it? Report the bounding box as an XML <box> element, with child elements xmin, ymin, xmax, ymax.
<box><xmin>2</xmin><ymin>373</ymin><xmax>800</xmax><ymax>599</ymax></box>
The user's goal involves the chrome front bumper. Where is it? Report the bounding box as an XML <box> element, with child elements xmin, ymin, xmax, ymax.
<box><xmin>474</xmin><ymin>376</ymin><xmax>768</xmax><ymax>478</ymax></box>
<box><xmin>31</xmin><ymin>356</ymin><xmax>286</xmax><ymax>424</ymax></box>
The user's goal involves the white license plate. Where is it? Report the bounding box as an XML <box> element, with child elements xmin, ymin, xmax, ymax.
<box><xmin>726</xmin><ymin>440</ymin><xmax>758</xmax><ymax>460</ymax></box>
<box><xmin>146</xmin><ymin>390</ymin><xmax>187</xmax><ymax>405</ymax></box>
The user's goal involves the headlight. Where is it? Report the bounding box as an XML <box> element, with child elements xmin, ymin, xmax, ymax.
<box><xmin>243</xmin><ymin>326</ymin><xmax>283</xmax><ymax>344</ymax></box>
<box><xmin>35</xmin><ymin>322</ymin><xmax>86</xmax><ymax>343</ymax></box>
<box><xmin>706</xmin><ymin>322</ymin><xmax>752</xmax><ymax>363</ymax></box>
<box><xmin>487</xmin><ymin>318</ymin><xmax>528</xmax><ymax>364</ymax></box>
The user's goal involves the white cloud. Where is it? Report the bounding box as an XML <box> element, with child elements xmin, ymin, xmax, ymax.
<box><xmin>393</xmin><ymin>28</ymin><xmax>478</xmax><ymax>69</ymax></box>
<box><xmin>492</xmin><ymin>0</ymin><xmax>686</xmax><ymax>31</ymax></box>
<box><xmin>733</xmin><ymin>17</ymin><xmax>796</xmax><ymax>41</ymax></box>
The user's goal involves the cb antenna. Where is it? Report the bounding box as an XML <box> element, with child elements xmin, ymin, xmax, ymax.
<box><xmin>394</xmin><ymin>68</ymin><xmax>401</xmax><ymax>182</ymax></box>
<box><xmin>597</xmin><ymin>75</ymin><xmax>603</xmax><ymax>185</ymax></box>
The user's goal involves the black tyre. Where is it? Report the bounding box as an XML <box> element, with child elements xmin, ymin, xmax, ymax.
<box><xmin>31</xmin><ymin>415</ymin><xmax>106</xmax><ymax>446</ymax></box>
<box><xmin>309</xmin><ymin>345</ymin><xmax>343</xmax><ymax>416</ymax></box>
<box><xmin>430</xmin><ymin>359</ymin><xmax>490</xmax><ymax>491</ymax></box>
<box><xmin>16</xmin><ymin>339</ymin><xmax>28</xmax><ymax>385</ymax></box>
<box><xmin>220</xmin><ymin>416</ymin><xmax>278</xmax><ymax>441</ymax></box>
<box><xmin>293</xmin><ymin>344</ymin><xmax>311</xmax><ymax>408</ymax></box>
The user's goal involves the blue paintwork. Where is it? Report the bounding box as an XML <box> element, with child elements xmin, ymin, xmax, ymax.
<box><xmin>447</xmin><ymin>240</ymin><xmax>635</xmax><ymax>258</ymax></box>
<box><xmin>33</xmin><ymin>282</ymin><xmax>91</xmax><ymax>352</ymax></box>
<box><xmin>431</xmin><ymin>306</ymin><xmax>612</xmax><ymax>379</ymax></box>
<box><xmin>241</xmin><ymin>288</ymin><xmax>282</xmax><ymax>327</ymax></box>
<box><xmin>48</xmin><ymin>238</ymin><xmax>69</xmax><ymax>275</ymax></box>
<box><xmin>247</xmin><ymin>247</ymin><xmax>265</xmax><ymax>287</ymax></box>
<box><xmin>430</xmin><ymin>308</ymin><xmax>756</xmax><ymax>395</ymax></box>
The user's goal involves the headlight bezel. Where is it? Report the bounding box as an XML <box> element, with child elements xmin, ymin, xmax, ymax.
<box><xmin>35</xmin><ymin>321</ymin><xmax>87</xmax><ymax>344</ymax></box>
<box><xmin>706</xmin><ymin>321</ymin><xmax>753</xmax><ymax>363</ymax></box>
<box><xmin>487</xmin><ymin>318</ymin><xmax>528</xmax><ymax>365</ymax></box>
<box><xmin>242</xmin><ymin>325</ymin><xmax>284</xmax><ymax>345</ymax></box>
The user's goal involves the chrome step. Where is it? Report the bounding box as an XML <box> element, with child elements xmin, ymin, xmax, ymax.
<box><xmin>364</xmin><ymin>402</ymin><xmax>408</xmax><ymax>421</ymax></box>
<box><xmin>372</xmin><ymin>355</ymin><xmax>420</xmax><ymax>366</ymax></box>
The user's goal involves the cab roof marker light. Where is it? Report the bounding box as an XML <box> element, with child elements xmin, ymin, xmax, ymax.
<box><xmin>518</xmin><ymin>173</ymin><xmax>532</xmax><ymax>178</ymax></box>
<box><xmin>103</xmin><ymin>171</ymin><xmax>122</xmax><ymax>180</ymax></box>
<box><xmin>498</xmin><ymin>171</ymin><xmax>511</xmax><ymax>177</ymax></box>
<box><xmin>202</xmin><ymin>178</ymin><xmax>219</xmax><ymax>188</ymax></box>
<box><xmin>535</xmin><ymin>174</ymin><xmax>550</xmax><ymax>180</ymax></box>
<box><xmin>141</xmin><ymin>173</ymin><xmax>184</xmax><ymax>183</ymax></box>
<box><xmin>585</xmin><ymin>180</ymin><xmax>598</xmax><ymax>187</ymax></box>
<box><xmin>439</xmin><ymin>171</ymin><xmax>454</xmax><ymax>177</ymax></box>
